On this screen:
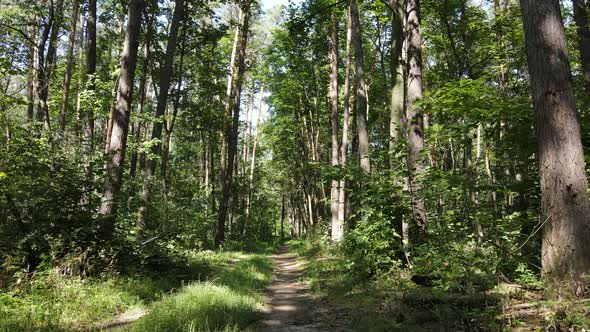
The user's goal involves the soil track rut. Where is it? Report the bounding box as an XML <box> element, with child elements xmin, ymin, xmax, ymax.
<box><xmin>261</xmin><ymin>245</ymin><xmax>347</xmax><ymax>331</ymax></box>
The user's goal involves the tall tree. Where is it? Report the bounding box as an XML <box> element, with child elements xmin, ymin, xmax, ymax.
<box><xmin>216</xmin><ymin>0</ymin><xmax>252</xmax><ymax>246</ymax></box>
<box><xmin>137</xmin><ymin>0</ymin><xmax>185</xmax><ymax>229</ymax></box>
<box><xmin>389</xmin><ymin>0</ymin><xmax>404</xmax><ymax>150</ymax></box>
<box><xmin>98</xmin><ymin>0</ymin><xmax>145</xmax><ymax>217</ymax></box>
<box><xmin>520</xmin><ymin>0</ymin><xmax>590</xmax><ymax>286</ymax></box>
<box><xmin>337</xmin><ymin>5</ymin><xmax>352</xmax><ymax>241</ymax></box>
<box><xmin>59</xmin><ymin>0</ymin><xmax>80</xmax><ymax>136</ymax></box>
<box><xmin>36</xmin><ymin>0</ymin><xmax>65</xmax><ymax>132</ymax></box>
<box><xmin>350</xmin><ymin>0</ymin><xmax>370</xmax><ymax>174</ymax></box>
<box><xmin>329</xmin><ymin>13</ymin><xmax>342</xmax><ymax>242</ymax></box>
<box><xmin>389</xmin><ymin>0</ymin><xmax>410</xmax><ymax>251</ymax></box>
<box><xmin>81</xmin><ymin>0</ymin><xmax>97</xmax><ymax>207</ymax></box>
<box><xmin>405</xmin><ymin>0</ymin><xmax>427</xmax><ymax>232</ymax></box>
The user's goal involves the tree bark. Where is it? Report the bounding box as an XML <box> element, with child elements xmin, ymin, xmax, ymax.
<box><xmin>216</xmin><ymin>0</ymin><xmax>251</xmax><ymax>247</ymax></box>
<box><xmin>98</xmin><ymin>0</ymin><xmax>145</xmax><ymax>217</ymax></box>
<box><xmin>27</xmin><ymin>15</ymin><xmax>38</xmax><ymax>122</ymax></box>
<box><xmin>329</xmin><ymin>14</ymin><xmax>342</xmax><ymax>242</ymax></box>
<box><xmin>390</xmin><ymin>0</ymin><xmax>404</xmax><ymax>150</ymax></box>
<box><xmin>337</xmin><ymin>6</ymin><xmax>353</xmax><ymax>242</ymax></box>
<box><xmin>245</xmin><ymin>84</ymin><xmax>264</xmax><ymax>228</ymax></box>
<box><xmin>220</xmin><ymin>16</ymin><xmax>241</xmax><ymax>197</ymax></box>
<box><xmin>81</xmin><ymin>0</ymin><xmax>96</xmax><ymax>207</ymax></box>
<box><xmin>349</xmin><ymin>0</ymin><xmax>370</xmax><ymax>174</ymax></box>
<box><xmin>520</xmin><ymin>0</ymin><xmax>590</xmax><ymax>287</ymax></box>
<box><xmin>405</xmin><ymin>0</ymin><xmax>427</xmax><ymax>233</ymax></box>
<box><xmin>573</xmin><ymin>0</ymin><xmax>590</xmax><ymax>93</ymax></box>
<box><xmin>137</xmin><ymin>0</ymin><xmax>184</xmax><ymax>229</ymax></box>
<box><xmin>389</xmin><ymin>0</ymin><xmax>410</xmax><ymax>253</ymax></box>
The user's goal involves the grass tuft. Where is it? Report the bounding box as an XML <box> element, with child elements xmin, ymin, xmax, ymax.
<box><xmin>131</xmin><ymin>283</ymin><xmax>259</xmax><ymax>332</ymax></box>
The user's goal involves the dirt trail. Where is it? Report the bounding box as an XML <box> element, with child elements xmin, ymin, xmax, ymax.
<box><xmin>260</xmin><ymin>246</ymin><xmax>347</xmax><ymax>332</ymax></box>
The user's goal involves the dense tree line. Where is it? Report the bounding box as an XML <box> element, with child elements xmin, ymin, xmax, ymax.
<box><xmin>1</xmin><ymin>0</ymin><xmax>589</xmax><ymax>298</ymax></box>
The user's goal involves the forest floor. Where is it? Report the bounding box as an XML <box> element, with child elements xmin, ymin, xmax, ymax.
<box><xmin>259</xmin><ymin>245</ymin><xmax>350</xmax><ymax>331</ymax></box>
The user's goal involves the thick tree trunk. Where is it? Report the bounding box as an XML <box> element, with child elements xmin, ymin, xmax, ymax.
<box><xmin>573</xmin><ymin>0</ymin><xmax>590</xmax><ymax>93</ymax></box>
<box><xmin>137</xmin><ymin>0</ymin><xmax>184</xmax><ymax>229</ymax></box>
<box><xmin>405</xmin><ymin>0</ymin><xmax>427</xmax><ymax>233</ymax></box>
<box><xmin>520</xmin><ymin>0</ymin><xmax>590</xmax><ymax>287</ymax></box>
<box><xmin>329</xmin><ymin>14</ymin><xmax>342</xmax><ymax>242</ymax></box>
<box><xmin>59</xmin><ymin>0</ymin><xmax>80</xmax><ymax>136</ymax></box>
<box><xmin>349</xmin><ymin>0</ymin><xmax>370</xmax><ymax>174</ymax></box>
<box><xmin>216</xmin><ymin>0</ymin><xmax>251</xmax><ymax>247</ymax></box>
<box><xmin>98</xmin><ymin>0</ymin><xmax>145</xmax><ymax>217</ymax></box>
<box><xmin>105</xmin><ymin>16</ymin><xmax>126</xmax><ymax>154</ymax></box>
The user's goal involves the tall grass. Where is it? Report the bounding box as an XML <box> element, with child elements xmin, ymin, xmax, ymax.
<box><xmin>131</xmin><ymin>251</ymin><xmax>273</xmax><ymax>331</ymax></box>
<box><xmin>0</xmin><ymin>247</ymin><xmax>275</xmax><ymax>332</ymax></box>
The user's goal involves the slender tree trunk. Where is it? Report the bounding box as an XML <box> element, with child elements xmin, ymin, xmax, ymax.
<box><xmin>81</xmin><ymin>0</ymin><xmax>96</xmax><ymax>207</ymax></box>
<box><xmin>137</xmin><ymin>0</ymin><xmax>184</xmax><ymax>229</ymax></box>
<box><xmin>350</xmin><ymin>0</ymin><xmax>370</xmax><ymax>174</ymax></box>
<box><xmin>37</xmin><ymin>0</ymin><xmax>64</xmax><ymax>133</ymax></box>
<box><xmin>75</xmin><ymin>14</ymin><xmax>85</xmax><ymax>141</ymax></box>
<box><xmin>98</xmin><ymin>0</ymin><xmax>145</xmax><ymax>217</ymax></box>
<box><xmin>573</xmin><ymin>0</ymin><xmax>590</xmax><ymax>93</ymax></box>
<box><xmin>390</xmin><ymin>0</ymin><xmax>404</xmax><ymax>151</ymax></box>
<box><xmin>405</xmin><ymin>0</ymin><xmax>427</xmax><ymax>233</ymax></box>
<box><xmin>338</xmin><ymin>7</ymin><xmax>352</xmax><ymax>242</ymax></box>
<box><xmin>245</xmin><ymin>84</ymin><xmax>264</xmax><ymax>227</ymax></box>
<box><xmin>281</xmin><ymin>193</ymin><xmax>285</xmax><ymax>240</ymax></box>
<box><xmin>389</xmin><ymin>0</ymin><xmax>410</xmax><ymax>252</ymax></box>
<box><xmin>59</xmin><ymin>0</ymin><xmax>80</xmax><ymax>136</ymax></box>
<box><xmin>27</xmin><ymin>16</ymin><xmax>38</xmax><ymax>122</ymax></box>
<box><xmin>220</xmin><ymin>18</ymin><xmax>241</xmax><ymax>195</ymax></box>
<box><xmin>520</xmin><ymin>0</ymin><xmax>590</xmax><ymax>287</ymax></box>
<box><xmin>130</xmin><ymin>32</ymin><xmax>152</xmax><ymax>177</ymax></box>
<box><xmin>216</xmin><ymin>0</ymin><xmax>251</xmax><ymax>247</ymax></box>
<box><xmin>329</xmin><ymin>13</ymin><xmax>342</xmax><ymax>242</ymax></box>
<box><xmin>161</xmin><ymin>35</ymin><xmax>185</xmax><ymax>188</ymax></box>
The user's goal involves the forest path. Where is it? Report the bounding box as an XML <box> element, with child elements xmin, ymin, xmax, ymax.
<box><xmin>260</xmin><ymin>245</ymin><xmax>347</xmax><ymax>331</ymax></box>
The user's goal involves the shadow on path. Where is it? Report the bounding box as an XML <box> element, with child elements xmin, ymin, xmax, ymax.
<box><xmin>261</xmin><ymin>245</ymin><xmax>348</xmax><ymax>332</ymax></box>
